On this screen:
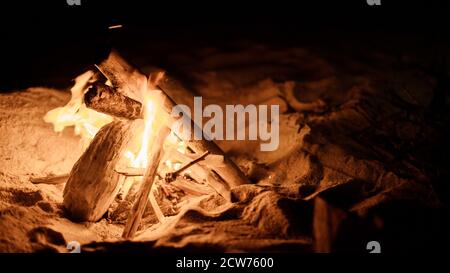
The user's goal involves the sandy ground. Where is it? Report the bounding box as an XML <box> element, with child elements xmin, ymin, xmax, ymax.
<box><xmin>0</xmin><ymin>88</ymin><xmax>125</xmax><ymax>252</ymax></box>
<box><xmin>0</xmin><ymin>44</ymin><xmax>448</xmax><ymax>252</ymax></box>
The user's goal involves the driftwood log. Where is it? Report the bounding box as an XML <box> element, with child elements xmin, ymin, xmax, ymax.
<box><xmin>63</xmin><ymin>120</ymin><xmax>136</xmax><ymax>222</ymax></box>
<box><xmin>85</xmin><ymin>82</ymin><xmax>142</xmax><ymax>120</ymax></box>
<box><xmin>94</xmin><ymin>49</ymin><xmax>147</xmax><ymax>103</ymax></box>
<box><xmin>88</xmin><ymin>50</ymin><xmax>249</xmax><ymax>197</ymax></box>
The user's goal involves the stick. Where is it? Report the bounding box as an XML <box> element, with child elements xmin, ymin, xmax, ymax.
<box><xmin>30</xmin><ymin>174</ymin><xmax>69</xmax><ymax>184</ymax></box>
<box><xmin>165</xmin><ymin>151</ymin><xmax>210</xmax><ymax>182</ymax></box>
<box><xmin>148</xmin><ymin>187</ymin><xmax>165</xmax><ymax>223</ymax></box>
<box><xmin>114</xmin><ymin>167</ymin><xmax>146</xmax><ymax>177</ymax></box>
<box><xmin>171</xmin><ymin>177</ymin><xmax>216</xmax><ymax>196</ymax></box>
<box><xmin>163</xmin><ymin>148</ymin><xmax>229</xmax><ymax>198</ymax></box>
<box><xmin>122</xmin><ymin>126</ymin><xmax>171</xmax><ymax>239</ymax></box>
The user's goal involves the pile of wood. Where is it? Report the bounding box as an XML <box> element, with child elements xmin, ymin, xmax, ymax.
<box><xmin>62</xmin><ymin>50</ymin><xmax>249</xmax><ymax>239</ymax></box>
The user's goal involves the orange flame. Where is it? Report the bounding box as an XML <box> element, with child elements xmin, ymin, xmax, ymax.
<box><xmin>124</xmin><ymin>94</ymin><xmax>157</xmax><ymax>168</ymax></box>
<box><xmin>44</xmin><ymin>71</ymin><xmax>113</xmax><ymax>140</ymax></box>
<box><xmin>45</xmin><ymin>70</ymin><xmax>177</xmax><ymax>174</ymax></box>
<box><xmin>123</xmin><ymin>72</ymin><xmax>167</xmax><ymax>169</ymax></box>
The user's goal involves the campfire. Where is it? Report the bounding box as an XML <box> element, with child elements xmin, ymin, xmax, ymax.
<box><xmin>42</xmin><ymin>50</ymin><xmax>248</xmax><ymax>239</ymax></box>
<box><xmin>2</xmin><ymin>22</ymin><xmax>448</xmax><ymax>254</ymax></box>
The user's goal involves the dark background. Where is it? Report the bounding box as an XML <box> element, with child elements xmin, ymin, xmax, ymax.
<box><xmin>0</xmin><ymin>0</ymin><xmax>449</xmax><ymax>90</ymax></box>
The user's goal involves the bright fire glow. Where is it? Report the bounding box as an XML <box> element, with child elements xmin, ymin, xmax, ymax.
<box><xmin>122</xmin><ymin>71</ymin><xmax>177</xmax><ymax>170</ymax></box>
<box><xmin>45</xmin><ymin>70</ymin><xmax>181</xmax><ymax>178</ymax></box>
<box><xmin>125</xmin><ymin>94</ymin><xmax>157</xmax><ymax>168</ymax></box>
<box><xmin>44</xmin><ymin>71</ymin><xmax>113</xmax><ymax>140</ymax></box>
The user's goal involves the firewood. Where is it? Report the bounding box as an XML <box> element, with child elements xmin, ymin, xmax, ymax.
<box><xmin>171</xmin><ymin>177</ymin><xmax>216</xmax><ymax>196</ymax></box>
<box><xmin>148</xmin><ymin>186</ymin><xmax>165</xmax><ymax>223</ymax></box>
<box><xmin>164</xmin><ymin>151</ymin><xmax>210</xmax><ymax>182</ymax></box>
<box><xmin>92</xmin><ymin>50</ymin><xmax>250</xmax><ymax>193</ymax></box>
<box><xmin>30</xmin><ymin>174</ymin><xmax>69</xmax><ymax>184</ymax></box>
<box><xmin>95</xmin><ymin>49</ymin><xmax>148</xmax><ymax>103</ymax></box>
<box><xmin>108</xmin><ymin>176</ymin><xmax>141</xmax><ymax>223</ymax></box>
<box><xmin>115</xmin><ymin>131</ymin><xmax>236</xmax><ymax>201</ymax></box>
<box><xmin>63</xmin><ymin>120</ymin><xmax>137</xmax><ymax>222</ymax></box>
<box><xmin>84</xmin><ymin>82</ymin><xmax>142</xmax><ymax>120</ymax></box>
<box><xmin>114</xmin><ymin>167</ymin><xmax>146</xmax><ymax>177</ymax></box>
<box><xmin>154</xmin><ymin>75</ymin><xmax>249</xmax><ymax>188</ymax></box>
<box><xmin>154</xmin><ymin>81</ymin><xmax>250</xmax><ymax>190</ymax></box>
<box><xmin>122</xmin><ymin>126</ymin><xmax>171</xmax><ymax>239</ymax></box>
<box><xmin>163</xmin><ymin>148</ymin><xmax>229</xmax><ymax>197</ymax></box>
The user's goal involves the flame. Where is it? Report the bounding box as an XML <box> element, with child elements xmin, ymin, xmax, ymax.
<box><xmin>123</xmin><ymin>72</ymin><xmax>170</xmax><ymax>169</ymax></box>
<box><xmin>126</xmin><ymin>94</ymin><xmax>157</xmax><ymax>168</ymax></box>
<box><xmin>46</xmin><ymin>70</ymin><xmax>179</xmax><ymax>175</ymax></box>
<box><xmin>44</xmin><ymin>68</ymin><xmax>204</xmax><ymax>229</ymax></box>
<box><xmin>44</xmin><ymin>71</ymin><xmax>113</xmax><ymax>140</ymax></box>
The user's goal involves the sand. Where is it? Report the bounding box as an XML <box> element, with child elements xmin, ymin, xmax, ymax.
<box><xmin>0</xmin><ymin>45</ymin><xmax>447</xmax><ymax>253</ymax></box>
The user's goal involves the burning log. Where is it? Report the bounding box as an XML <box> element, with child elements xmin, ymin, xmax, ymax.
<box><xmin>122</xmin><ymin>125</ymin><xmax>171</xmax><ymax>239</ymax></box>
<box><xmin>84</xmin><ymin>82</ymin><xmax>142</xmax><ymax>120</ymax></box>
<box><xmin>91</xmin><ymin>50</ymin><xmax>250</xmax><ymax>197</ymax></box>
<box><xmin>63</xmin><ymin>120</ymin><xmax>136</xmax><ymax>222</ymax></box>
<box><xmin>86</xmin><ymin>68</ymin><xmax>246</xmax><ymax>188</ymax></box>
<box><xmin>94</xmin><ymin>49</ymin><xmax>147</xmax><ymax>103</ymax></box>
